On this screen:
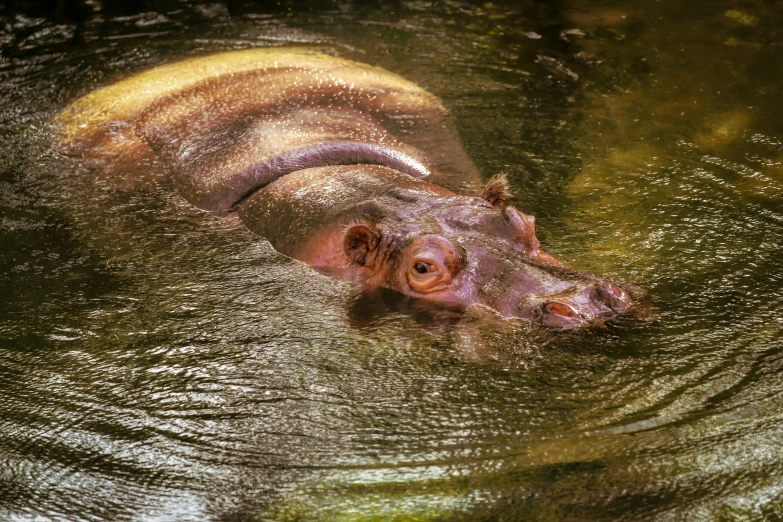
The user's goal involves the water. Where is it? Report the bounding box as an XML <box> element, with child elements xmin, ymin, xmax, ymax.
<box><xmin>1</xmin><ymin>0</ymin><xmax>782</xmax><ymax>519</ymax></box>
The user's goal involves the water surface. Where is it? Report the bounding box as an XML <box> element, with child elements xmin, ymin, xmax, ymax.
<box><xmin>1</xmin><ymin>0</ymin><xmax>782</xmax><ymax>519</ymax></box>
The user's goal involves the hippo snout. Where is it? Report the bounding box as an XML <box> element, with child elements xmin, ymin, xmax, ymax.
<box><xmin>531</xmin><ymin>281</ymin><xmax>630</xmax><ymax>329</ymax></box>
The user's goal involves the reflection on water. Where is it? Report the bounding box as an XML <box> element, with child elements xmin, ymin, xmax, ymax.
<box><xmin>1</xmin><ymin>0</ymin><xmax>783</xmax><ymax>519</ymax></box>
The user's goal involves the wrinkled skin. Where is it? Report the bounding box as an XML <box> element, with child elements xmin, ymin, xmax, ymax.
<box><xmin>58</xmin><ymin>48</ymin><xmax>631</xmax><ymax>328</ymax></box>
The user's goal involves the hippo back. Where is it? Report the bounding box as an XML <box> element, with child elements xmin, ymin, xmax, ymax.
<box><xmin>58</xmin><ymin>48</ymin><xmax>481</xmax><ymax>212</ymax></box>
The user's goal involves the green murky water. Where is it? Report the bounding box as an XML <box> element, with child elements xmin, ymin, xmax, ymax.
<box><xmin>1</xmin><ymin>1</ymin><xmax>782</xmax><ymax>520</ymax></box>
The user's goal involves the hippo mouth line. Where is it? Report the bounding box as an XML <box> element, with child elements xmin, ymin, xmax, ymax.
<box><xmin>218</xmin><ymin>141</ymin><xmax>430</xmax><ymax>212</ymax></box>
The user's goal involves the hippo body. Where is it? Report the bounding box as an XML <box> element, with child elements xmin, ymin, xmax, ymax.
<box><xmin>58</xmin><ymin>48</ymin><xmax>630</xmax><ymax>328</ymax></box>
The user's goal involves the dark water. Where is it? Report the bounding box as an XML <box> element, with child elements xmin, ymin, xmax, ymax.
<box><xmin>2</xmin><ymin>0</ymin><xmax>783</xmax><ymax>520</ymax></box>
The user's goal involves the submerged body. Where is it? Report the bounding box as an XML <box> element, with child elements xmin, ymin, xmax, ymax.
<box><xmin>59</xmin><ymin>48</ymin><xmax>630</xmax><ymax>328</ymax></box>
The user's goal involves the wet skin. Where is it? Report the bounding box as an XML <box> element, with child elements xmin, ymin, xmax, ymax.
<box><xmin>58</xmin><ymin>48</ymin><xmax>631</xmax><ymax>328</ymax></box>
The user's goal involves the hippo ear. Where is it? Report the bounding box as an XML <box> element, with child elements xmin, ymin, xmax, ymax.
<box><xmin>478</xmin><ymin>174</ymin><xmax>512</xmax><ymax>208</ymax></box>
<box><xmin>343</xmin><ymin>223</ymin><xmax>381</xmax><ymax>268</ymax></box>
<box><xmin>506</xmin><ymin>207</ymin><xmax>540</xmax><ymax>255</ymax></box>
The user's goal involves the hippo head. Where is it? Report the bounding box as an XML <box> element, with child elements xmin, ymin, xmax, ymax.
<box><xmin>342</xmin><ymin>176</ymin><xmax>630</xmax><ymax>328</ymax></box>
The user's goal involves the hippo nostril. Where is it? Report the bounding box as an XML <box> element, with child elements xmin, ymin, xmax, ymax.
<box><xmin>545</xmin><ymin>302</ymin><xmax>576</xmax><ymax>318</ymax></box>
<box><xmin>597</xmin><ymin>282</ymin><xmax>629</xmax><ymax>314</ymax></box>
<box><xmin>534</xmin><ymin>301</ymin><xmax>585</xmax><ymax>328</ymax></box>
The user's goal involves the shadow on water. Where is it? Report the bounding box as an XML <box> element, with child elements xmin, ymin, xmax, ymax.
<box><xmin>1</xmin><ymin>0</ymin><xmax>783</xmax><ymax>520</ymax></box>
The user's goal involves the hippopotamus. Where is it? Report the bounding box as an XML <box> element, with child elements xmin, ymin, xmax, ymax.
<box><xmin>57</xmin><ymin>48</ymin><xmax>630</xmax><ymax>328</ymax></box>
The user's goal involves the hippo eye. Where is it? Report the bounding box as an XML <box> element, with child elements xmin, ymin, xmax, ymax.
<box><xmin>408</xmin><ymin>256</ymin><xmax>448</xmax><ymax>293</ymax></box>
<box><xmin>414</xmin><ymin>261</ymin><xmax>430</xmax><ymax>274</ymax></box>
<box><xmin>406</xmin><ymin>237</ymin><xmax>460</xmax><ymax>294</ymax></box>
